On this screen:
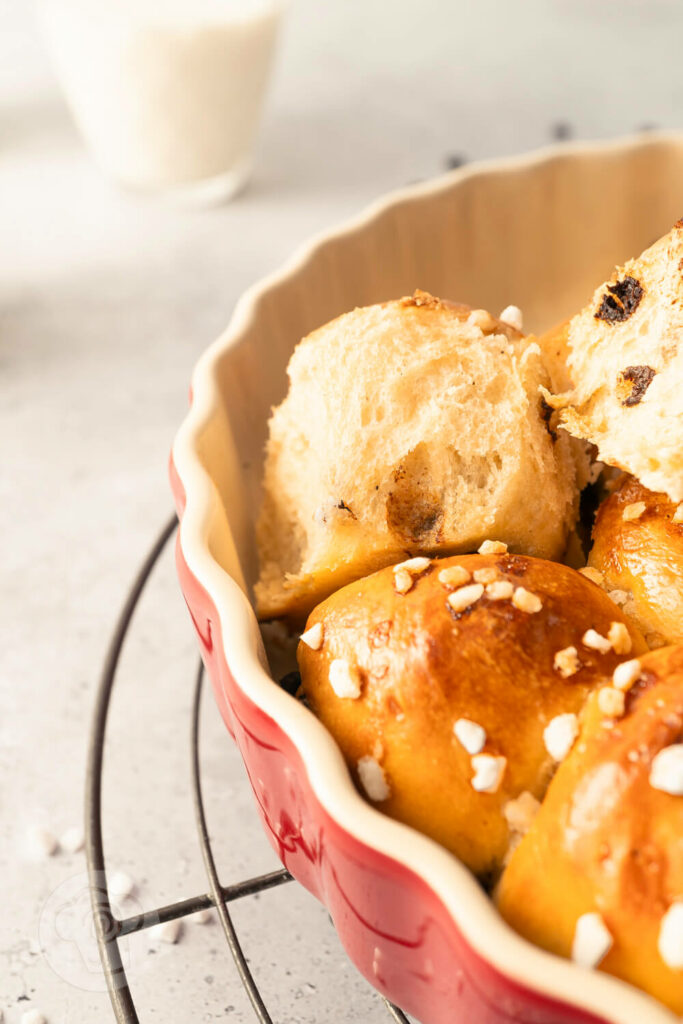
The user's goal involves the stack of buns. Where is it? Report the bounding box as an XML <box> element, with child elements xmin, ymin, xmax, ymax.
<box><xmin>255</xmin><ymin>225</ymin><xmax>683</xmax><ymax>1012</ymax></box>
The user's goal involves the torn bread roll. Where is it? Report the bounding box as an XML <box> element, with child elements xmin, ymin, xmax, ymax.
<box><xmin>546</xmin><ymin>223</ymin><xmax>683</xmax><ymax>502</ymax></box>
<box><xmin>255</xmin><ymin>291</ymin><xmax>587</xmax><ymax>622</ymax></box>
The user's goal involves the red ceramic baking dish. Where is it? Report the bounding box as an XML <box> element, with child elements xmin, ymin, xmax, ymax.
<box><xmin>170</xmin><ymin>134</ymin><xmax>683</xmax><ymax>1024</ymax></box>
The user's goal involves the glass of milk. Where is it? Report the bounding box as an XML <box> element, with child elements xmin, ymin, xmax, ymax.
<box><xmin>39</xmin><ymin>0</ymin><xmax>285</xmax><ymax>203</ymax></box>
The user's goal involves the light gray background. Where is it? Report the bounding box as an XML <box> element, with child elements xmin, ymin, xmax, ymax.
<box><xmin>2</xmin><ymin>1</ymin><xmax>682</xmax><ymax>1021</ymax></box>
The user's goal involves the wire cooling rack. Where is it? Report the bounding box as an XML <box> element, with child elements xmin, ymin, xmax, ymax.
<box><xmin>84</xmin><ymin>514</ymin><xmax>411</xmax><ymax>1024</ymax></box>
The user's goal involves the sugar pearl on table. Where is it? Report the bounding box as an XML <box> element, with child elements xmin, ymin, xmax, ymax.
<box><xmin>26</xmin><ymin>826</ymin><xmax>58</xmax><ymax>860</ymax></box>
<box><xmin>453</xmin><ymin>718</ymin><xmax>486</xmax><ymax>755</ymax></box>
<box><xmin>571</xmin><ymin>912</ymin><xmax>612</xmax><ymax>968</ymax></box>
<box><xmin>649</xmin><ymin>744</ymin><xmax>683</xmax><ymax>795</ymax></box>
<box><xmin>658</xmin><ymin>902</ymin><xmax>683</xmax><ymax>970</ymax></box>
<box><xmin>328</xmin><ymin>659</ymin><xmax>361</xmax><ymax>699</ymax></box>
<box><xmin>109</xmin><ymin>871</ymin><xmax>136</xmax><ymax>899</ymax></box>
<box><xmin>60</xmin><ymin>825</ymin><xmax>84</xmax><ymax>854</ymax></box>
<box><xmin>470</xmin><ymin>754</ymin><xmax>506</xmax><ymax>793</ymax></box>
<box><xmin>357</xmin><ymin>756</ymin><xmax>391</xmax><ymax>802</ymax></box>
<box><xmin>543</xmin><ymin>713</ymin><xmax>578</xmax><ymax>762</ymax></box>
<box><xmin>190</xmin><ymin>908</ymin><xmax>213</xmax><ymax>924</ymax></box>
<box><xmin>21</xmin><ymin>1011</ymin><xmax>47</xmax><ymax>1024</ymax></box>
<box><xmin>300</xmin><ymin>622</ymin><xmax>323</xmax><ymax>650</ymax></box>
<box><xmin>150</xmin><ymin>919</ymin><xmax>182</xmax><ymax>944</ymax></box>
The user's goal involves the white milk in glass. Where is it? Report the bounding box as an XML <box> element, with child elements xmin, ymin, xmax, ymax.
<box><xmin>40</xmin><ymin>0</ymin><xmax>285</xmax><ymax>201</ymax></box>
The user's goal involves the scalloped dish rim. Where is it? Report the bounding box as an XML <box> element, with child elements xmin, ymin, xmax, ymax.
<box><xmin>171</xmin><ymin>133</ymin><xmax>683</xmax><ymax>1024</ymax></box>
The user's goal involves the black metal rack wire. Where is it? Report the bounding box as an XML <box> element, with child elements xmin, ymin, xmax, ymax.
<box><xmin>84</xmin><ymin>515</ymin><xmax>411</xmax><ymax>1024</ymax></box>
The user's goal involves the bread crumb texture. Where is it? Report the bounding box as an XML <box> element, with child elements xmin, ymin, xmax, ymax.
<box><xmin>550</xmin><ymin>224</ymin><xmax>683</xmax><ymax>502</ymax></box>
<box><xmin>256</xmin><ymin>293</ymin><xmax>584</xmax><ymax>619</ymax></box>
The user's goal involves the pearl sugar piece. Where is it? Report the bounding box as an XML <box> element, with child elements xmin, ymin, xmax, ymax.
<box><xmin>658</xmin><ymin>902</ymin><xmax>683</xmax><ymax>970</ymax></box>
<box><xmin>60</xmin><ymin>825</ymin><xmax>85</xmax><ymax>854</ymax></box>
<box><xmin>571</xmin><ymin>912</ymin><xmax>612</xmax><ymax>968</ymax></box>
<box><xmin>357</xmin><ymin>756</ymin><xmax>391</xmax><ymax>802</ymax></box>
<box><xmin>26</xmin><ymin>826</ymin><xmax>58</xmax><ymax>860</ymax></box>
<box><xmin>109</xmin><ymin>870</ymin><xmax>136</xmax><ymax>900</ymax></box>
<box><xmin>470</xmin><ymin>754</ymin><xmax>506</xmax><ymax>793</ymax></box>
<box><xmin>650</xmin><ymin>744</ymin><xmax>683</xmax><ymax>796</ymax></box>
<box><xmin>453</xmin><ymin>718</ymin><xmax>486</xmax><ymax>755</ymax></box>
<box><xmin>328</xmin><ymin>658</ymin><xmax>361</xmax><ymax>699</ymax></box>
<box><xmin>150</xmin><ymin>918</ymin><xmax>183</xmax><ymax>944</ymax></box>
<box><xmin>543</xmin><ymin>713</ymin><xmax>578</xmax><ymax>762</ymax></box>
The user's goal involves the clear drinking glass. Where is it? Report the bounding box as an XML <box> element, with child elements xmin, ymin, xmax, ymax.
<box><xmin>39</xmin><ymin>0</ymin><xmax>286</xmax><ymax>203</ymax></box>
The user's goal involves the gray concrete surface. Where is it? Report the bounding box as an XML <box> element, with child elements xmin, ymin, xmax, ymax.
<box><xmin>2</xmin><ymin>0</ymin><xmax>682</xmax><ymax>1020</ymax></box>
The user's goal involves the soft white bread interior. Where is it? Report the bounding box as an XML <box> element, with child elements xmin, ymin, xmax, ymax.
<box><xmin>547</xmin><ymin>223</ymin><xmax>683</xmax><ymax>502</ymax></box>
<box><xmin>255</xmin><ymin>291</ymin><xmax>586</xmax><ymax>622</ymax></box>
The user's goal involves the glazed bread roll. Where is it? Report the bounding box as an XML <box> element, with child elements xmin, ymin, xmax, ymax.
<box><xmin>588</xmin><ymin>474</ymin><xmax>683</xmax><ymax>647</ymax></box>
<box><xmin>256</xmin><ymin>291</ymin><xmax>586</xmax><ymax>622</ymax></box>
<box><xmin>546</xmin><ymin>224</ymin><xmax>683</xmax><ymax>502</ymax></box>
<box><xmin>297</xmin><ymin>550</ymin><xmax>646</xmax><ymax>879</ymax></box>
<box><xmin>497</xmin><ymin>645</ymin><xmax>683</xmax><ymax>1015</ymax></box>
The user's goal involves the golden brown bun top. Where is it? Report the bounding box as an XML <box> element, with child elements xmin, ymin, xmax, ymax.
<box><xmin>298</xmin><ymin>552</ymin><xmax>646</xmax><ymax>878</ymax></box>
<box><xmin>497</xmin><ymin>644</ymin><xmax>683</xmax><ymax>1014</ymax></box>
<box><xmin>589</xmin><ymin>474</ymin><xmax>683</xmax><ymax>646</ymax></box>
